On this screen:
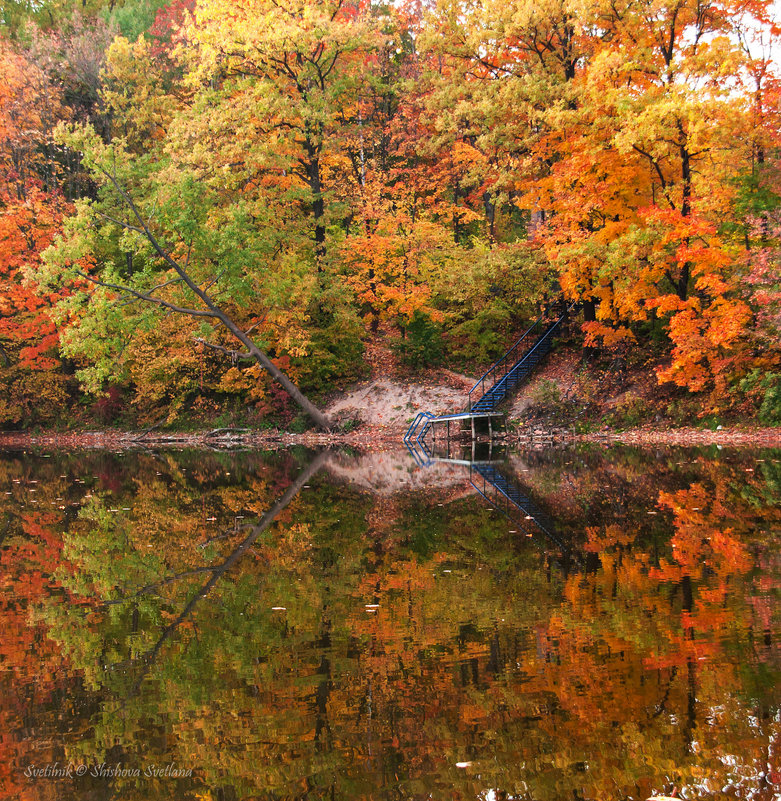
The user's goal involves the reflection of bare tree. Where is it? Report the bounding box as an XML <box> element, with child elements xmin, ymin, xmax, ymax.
<box><xmin>119</xmin><ymin>451</ymin><xmax>328</xmax><ymax>683</ymax></box>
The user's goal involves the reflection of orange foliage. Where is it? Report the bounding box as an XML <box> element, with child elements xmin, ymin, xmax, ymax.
<box><xmin>584</xmin><ymin>523</ymin><xmax>635</xmax><ymax>552</ymax></box>
<box><xmin>657</xmin><ymin>483</ymin><xmax>752</xmax><ymax>577</ymax></box>
<box><xmin>0</xmin><ymin>506</ymin><xmax>75</xmax><ymax>801</ymax></box>
<box><xmin>533</xmin><ymin>463</ymin><xmax>777</xmax><ymax>768</ymax></box>
<box><xmin>0</xmin><ymin>450</ymin><xmax>778</xmax><ymax>801</ymax></box>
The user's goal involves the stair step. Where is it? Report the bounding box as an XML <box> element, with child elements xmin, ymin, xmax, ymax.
<box><xmin>467</xmin><ymin>312</ymin><xmax>569</xmax><ymax>412</ymax></box>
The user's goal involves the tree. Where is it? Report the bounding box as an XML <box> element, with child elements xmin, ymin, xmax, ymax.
<box><xmin>182</xmin><ymin>0</ymin><xmax>378</xmax><ymax>271</ymax></box>
<box><xmin>39</xmin><ymin>1</ymin><xmax>394</xmax><ymax>429</ymax></box>
<box><xmin>44</xmin><ymin>124</ymin><xmax>333</xmax><ymax>429</ymax></box>
<box><xmin>0</xmin><ymin>38</ymin><xmax>73</xmax><ymax>425</ymax></box>
<box><xmin>522</xmin><ymin>0</ymin><xmax>774</xmax><ymax>401</ymax></box>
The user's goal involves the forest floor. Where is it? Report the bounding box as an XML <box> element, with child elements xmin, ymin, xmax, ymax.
<box><xmin>325</xmin><ymin>336</ymin><xmax>475</xmax><ymax>432</ymax></box>
<box><xmin>0</xmin><ymin>338</ymin><xmax>779</xmax><ymax>449</ymax></box>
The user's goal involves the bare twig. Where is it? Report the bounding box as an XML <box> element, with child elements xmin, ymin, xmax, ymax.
<box><xmin>77</xmin><ymin>271</ymin><xmax>218</xmax><ymax>318</ymax></box>
<box><xmin>194</xmin><ymin>337</ymin><xmax>253</xmax><ymax>360</ymax></box>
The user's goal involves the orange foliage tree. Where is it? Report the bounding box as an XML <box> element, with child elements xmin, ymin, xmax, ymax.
<box><xmin>0</xmin><ymin>38</ymin><xmax>72</xmax><ymax>425</ymax></box>
<box><xmin>419</xmin><ymin>0</ymin><xmax>779</xmax><ymax>409</ymax></box>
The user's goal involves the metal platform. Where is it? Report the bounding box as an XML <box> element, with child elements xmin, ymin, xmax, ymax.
<box><xmin>403</xmin><ymin>410</ymin><xmax>505</xmax><ymax>451</ymax></box>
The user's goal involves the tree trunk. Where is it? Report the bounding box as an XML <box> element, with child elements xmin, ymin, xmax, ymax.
<box><xmin>217</xmin><ymin>312</ymin><xmax>333</xmax><ymax>431</ymax></box>
<box><xmin>304</xmin><ymin>141</ymin><xmax>326</xmax><ymax>268</ymax></box>
<box><xmin>677</xmin><ymin>142</ymin><xmax>692</xmax><ymax>301</ymax></box>
<box><xmin>483</xmin><ymin>191</ymin><xmax>496</xmax><ymax>241</ymax></box>
<box><xmin>582</xmin><ymin>298</ymin><xmax>598</xmax><ymax>358</ymax></box>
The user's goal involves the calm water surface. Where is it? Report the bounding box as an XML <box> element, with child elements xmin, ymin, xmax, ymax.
<box><xmin>1</xmin><ymin>445</ymin><xmax>779</xmax><ymax>801</ymax></box>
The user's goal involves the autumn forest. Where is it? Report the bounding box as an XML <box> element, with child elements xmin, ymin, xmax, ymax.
<box><xmin>1</xmin><ymin>0</ymin><xmax>780</xmax><ymax>431</ymax></box>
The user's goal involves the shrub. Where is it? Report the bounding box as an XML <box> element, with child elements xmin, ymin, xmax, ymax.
<box><xmin>394</xmin><ymin>310</ymin><xmax>444</xmax><ymax>369</ymax></box>
<box><xmin>445</xmin><ymin>305</ymin><xmax>511</xmax><ymax>365</ymax></box>
<box><xmin>740</xmin><ymin>370</ymin><xmax>781</xmax><ymax>424</ymax></box>
<box><xmin>529</xmin><ymin>379</ymin><xmax>572</xmax><ymax>423</ymax></box>
<box><xmin>293</xmin><ymin>314</ymin><xmax>366</xmax><ymax>395</ymax></box>
<box><xmin>93</xmin><ymin>385</ymin><xmax>125</xmax><ymax>423</ymax></box>
<box><xmin>530</xmin><ymin>378</ymin><xmax>562</xmax><ymax>408</ymax></box>
<box><xmin>613</xmin><ymin>392</ymin><xmax>649</xmax><ymax>427</ymax></box>
<box><xmin>0</xmin><ymin>365</ymin><xmax>70</xmax><ymax>428</ymax></box>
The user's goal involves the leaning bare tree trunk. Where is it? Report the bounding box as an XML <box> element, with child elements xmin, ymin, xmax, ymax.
<box><xmin>126</xmin><ymin>450</ymin><xmax>328</xmax><ymax>688</ymax></box>
<box><xmin>203</xmin><ymin>309</ymin><xmax>332</xmax><ymax>431</ymax></box>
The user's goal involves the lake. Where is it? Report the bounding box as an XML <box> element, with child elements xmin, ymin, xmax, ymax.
<box><xmin>1</xmin><ymin>445</ymin><xmax>779</xmax><ymax>800</ymax></box>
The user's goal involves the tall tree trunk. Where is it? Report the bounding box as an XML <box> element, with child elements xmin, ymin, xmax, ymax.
<box><xmin>582</xmin><ymin>298</ymin><xmax>598</xmax><ymax>358</ymax></box>
<box><xmin>677</xmin><ymin>141</ymin><xmax>692</xmax><ymax>301</ymax></box>
<box><xmin>304</xmin><ymin>140</ymin><xmax>326</xmax><ymax>268</ymax></box>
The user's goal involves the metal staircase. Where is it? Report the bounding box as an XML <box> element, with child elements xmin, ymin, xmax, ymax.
<box><xmin>467</xmin><ymin>306</ymin><xmax>571</xmax><ymax>413</ymax></box>
<box><xmin>403</xmin><ymin>304</ymin><xmax>572</xmax><ymax>448</ymax></box>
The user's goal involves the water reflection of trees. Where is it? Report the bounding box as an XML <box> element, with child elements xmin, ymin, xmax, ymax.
<box><xmin>0</xmin><ymin>447</ymin><xmax>778</xmax><ymax>800</ymax></box>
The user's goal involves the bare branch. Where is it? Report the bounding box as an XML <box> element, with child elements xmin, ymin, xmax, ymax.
<box><xmin>77</xmin><ymin>271</ymin><xmax>219</xmax><ymax>318</ymax></box>
<box><xmin>194</xmin><ymin>337</ymin><xmax>252</xmax><ymax>360</ymax></box>
<box><xmin>96</xmin><ymin>211</ymin><xmax>145</xmax><ymax>235</ymax></box>
<box><xmin>201</xmin><ymin>269</ymin><xmax>225</xmax><ymax>293</ymax></box>
<box><xmin>148</xmin><ymin>275</ymin><xmax>186</xmax><ymax>295</ymax></box>
<box><xmin>632</xmin><ymin>144</ymin><xmax>676</xmax><ymax>210</ymax></box>
<box><xmin>243</xmin><ymin>312</ymin><xmax>268</xmax><ymax>337</ymax></box>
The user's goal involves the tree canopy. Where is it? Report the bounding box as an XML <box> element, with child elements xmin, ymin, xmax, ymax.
<box><xmin>0</xmin><ymin>0</ymin><xmax>778</xmax><ymax>428</ymax></box>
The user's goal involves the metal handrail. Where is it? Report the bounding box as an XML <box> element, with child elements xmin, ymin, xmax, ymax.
<box><xmin>403</xmin><ymin>411</ymin><xmax>435</xmax><ymax>444</ymax></box>
<box><xmin>416</xmin><ymin>416</ymin><xmax>437</xmax><ymax>444</ymax></box>
<box><xmin>403</xmin><ymin>414</ymin><xmax>421</xmax><ymax>443</ymax></box>
<box><xmin>468</xmin><ymin>307</ymin><xmax>570</xmax><ymax>412</ymax></box>
<box><xmin>467</xmin><ymin>315</ymin><xmax>544</xmax><ymax>411</ymax></box>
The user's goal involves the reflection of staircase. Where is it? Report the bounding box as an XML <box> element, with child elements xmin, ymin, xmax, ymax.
<box><xmin>469</xmin><ymin>463</ymin><xmax>575</xmax><ymax>562</ymax></box>
<box><xmin>404</xmin><ymin>434</ymin><xmax>504</xmax><ymax>468</ymax></box>
<box><xmin>403</xmin><ymin>442</ymin><xmax>575</xmax><ymax>562</ymax></box>
<box><xmin>468</xmin><ymin>306</ymin><xmax>571</xmax><ymax>413</ymax></box>
<box><xmin>470</xmin><ymin>464</ymin><xmax>556</xmax><ymax>538</ymax></box>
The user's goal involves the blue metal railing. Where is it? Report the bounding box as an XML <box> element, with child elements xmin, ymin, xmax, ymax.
<box><xmin>467</xmin><ymin>305</ymin><xmax>572</xmax><ymax>413</ymax></box>
<box><xmin>467</xmin><ymin>316</ymin><xmax>544</xmax><ymax>410</ymax></box>
<box><xmin>403</xmin><ymin>411</ymin><xmax>435</xmax><ymax>445</ymax></box>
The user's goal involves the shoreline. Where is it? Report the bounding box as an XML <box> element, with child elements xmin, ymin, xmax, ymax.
<box><xmin>0</xmin><ymin>424</ymin><xmax>778</xmax><ymax>451</ymax></box>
